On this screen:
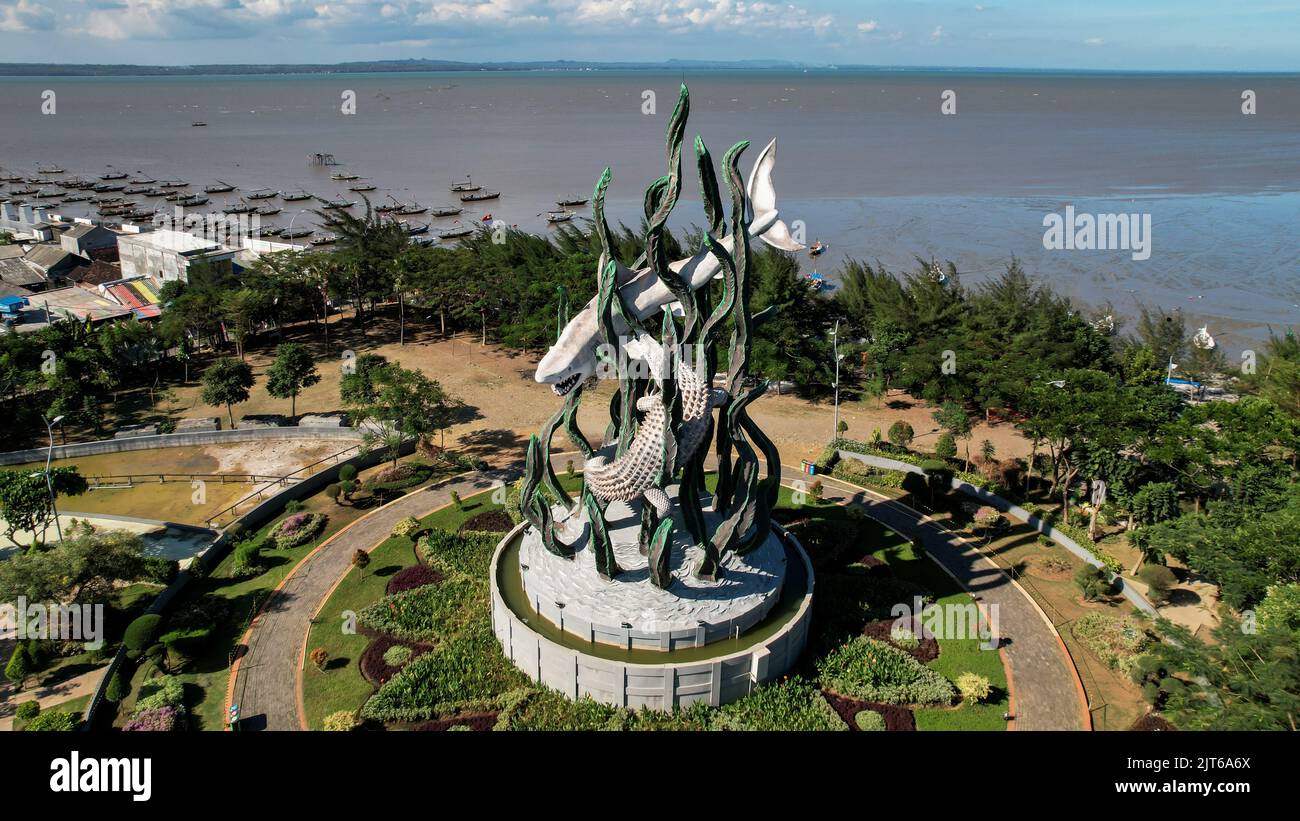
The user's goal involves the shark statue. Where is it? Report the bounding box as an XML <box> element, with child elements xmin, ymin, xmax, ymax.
<box><xmin>534</xmin><ymin>138</ymin><xmax>804</xmax><ymax>396</ymax></box>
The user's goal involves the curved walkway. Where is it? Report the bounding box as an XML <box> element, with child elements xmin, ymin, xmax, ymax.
<box><xmin>226</xmin><ymin>471</ymin><xmax>508</xmax><ymax>731</ymax></box>
<box><xmin>788</xmin><ymin>467</ymin><xmax>1088</xmax><ymax>731</ymax></box>
<box><xmin>229</xmin><ymin>461</ymin><xmax>1087</xmax><ymax>731</ymax></box>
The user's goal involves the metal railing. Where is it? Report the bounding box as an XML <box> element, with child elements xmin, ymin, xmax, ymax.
<box><xmin>204</xmin><ymin>444</ymin><xmax>361</xmax><ymax>528</ymax></box>
<box><xmin>86</xmin><ymin>472</ymin><xmax>296</xmax><ymax>489</ymax></box>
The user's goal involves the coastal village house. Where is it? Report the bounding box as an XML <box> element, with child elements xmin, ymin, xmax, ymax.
<box><xmin>59</xmin><ymin>222</ymin><xmax>119</xmax><ymax>257</ymax></box>
<box><xmin>117</xmin><ymin>228</ymin><xmax>236</xmax><ymax>284</ymax></box>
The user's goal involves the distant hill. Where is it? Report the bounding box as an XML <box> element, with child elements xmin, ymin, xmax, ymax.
<box><xmin>0</xmin><ymin>58</ymin><xmax>815</xmax><ymax>77</ymax></box>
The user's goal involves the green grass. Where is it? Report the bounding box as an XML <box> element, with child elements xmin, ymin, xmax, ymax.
<box><xmin>301</xmin><ymin>486</ymin><xmax>543</xmax><ymax>729</ymax></box>
<box><xmin>13</xmin><ymin>693</ymin><xmax>91</xmax><ymax>731</ymax></box>
<box><xmin>304</xmin><ymin>475</ymin><xmax>1009</xmax><ymax>731</ymax></box>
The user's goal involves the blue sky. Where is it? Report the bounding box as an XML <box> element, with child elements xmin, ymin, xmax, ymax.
<box><xmin>0</xmin><ymin>1</ymin><xmax>1296</xmax><ymax>70</ymax></box>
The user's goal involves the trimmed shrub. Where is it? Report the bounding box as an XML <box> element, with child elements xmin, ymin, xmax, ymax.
<box><xmin>887</xmin><ymin>420</ymin><xmax>914</xmax><ymax>449</ymax></box>
<box><xmin>104</xmin><ymin>672</ymin><xmax>125</xmax><ymax>703</ymax></box>
<box><xmin>232</xmin><ymin>539</ymin><xmax>265</xmax><ymax>577</ymax></box>
<box><xmin>1138</xmin><ymin>564</ymin><xmax>1177</xmax><ymax>605</ymax></box>
<box><xmin>325</xmin><ymin>483</ymin><xmax>342</xmax><ymax>503</ymax></box>
<box><xmin>25</xmin><ymin>710</ymin><xmax>77</xmax><ymax>731</ymax></box>
<box><xmin>382</xmin><ymin>645</ymin><xmax>413</xmax><ymax>668</ymax></box>
<box><xmin>15</xmin><ymin>701</ymin><xmax>39</xmax><ymax>721</ymax></box>
<box><xmin>935</xmin><ymin>432</ymin><xmax>958</xmax><ymax>460</ymax></box>
<box><xmin>854</xmin><ymin>710</ymin><xmax>887</xmax><ymax>731</ymax></box>
<box><xmin>816</xmin><ymin>637</ymin><xmax>956</xmax><ymax>705</ymax></box>
<box><xmin>392</xmin><ymin>516</ymin><xmax>423</xmax><ymax>540</ymax></box>
<box><xmin>323</xmin><ymin>710</ymin><xmax>359</xmax><ymax>731</ymax></box>
<box><xmin>5</xmin><ymin>643</ymin><xmax>30</xmax><ymax>686</ymax></box>
<box><xmin>956</xmin><ymin>672</ymin><xmax>992</xmax><ymax>705</ymax></box>
<box><xmin>124</xmin><ymin>614</ymin><xmax>162</xmax><ymax>660</ymax></box>
<box><xmin>310</xmin><ymin>648</ymin><xmax>329</xmax><ymax>670</ymax></box>
<box><xmin>284</xmin><ymin>499</ymin><xmax>307</xmax><ymax>514</ymax></box>
<box><xmin>338</xmin><ymin>464</ymin><xmax>358</xmax><ymax>483</ymax></box>
<box><xmin>450</xmin><ymin>490</ymin><xmax>463</xmax><ymax>510</ymax></box>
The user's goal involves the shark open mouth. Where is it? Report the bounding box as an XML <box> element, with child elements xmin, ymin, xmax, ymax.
<box><xmin>552</xmin><ymin>372</ymin><xmax>583</xmax><ymax>396</ymax></box>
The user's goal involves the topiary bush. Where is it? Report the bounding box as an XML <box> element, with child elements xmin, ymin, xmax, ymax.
<box><xmin>382</xmin><ymin>645</ymin><xmax>413</xmax><ymax>668</ymax></box>
<box><xmin>124</xmin><ymin>614</ymin><xmax>162</xmax><ymax>660</ymax></box>
<box><xmin>1138</xmin><ymin>564</ymin><xmax>1178</xmax><ymax>605</ymax></box>
<box><xmin>816</xmin><ymin>637</ymin><xmax>956</xmax><ymax>705</ymax></box>
<box><xmin>104</xmin><ymin>672</ymin><xmax>125</xmax><ymax>703</ymax></box>
<box><xmin>392</xmin><ymin>516</ymin><xmax>423</xmax><ymax>540</ymax></box>
<box><xmin>1074</xmin><ymin>564</ymin><xmax>1111</xmax><ymax>601</ymax></box>
<box><xmin>15</xmin><ymin>701</ymin><xmax>39</xmax><ymax>721</ymax></box>
<box><xmin>710</xmin><ymin>678</ymin><xmax>846</xmax><ymax>731</ymax></box>
<box><xmin>854</xmin><ymin>709</ymin><xmax>887</xmax><ymax>731</ymax></box>
<box><xmin>338</xmin><ymin>464</ymin><xmax>358</xmax><ymax>483</ymax></box>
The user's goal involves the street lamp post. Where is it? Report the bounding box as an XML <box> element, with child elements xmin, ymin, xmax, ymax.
<box><xmin>830</xmin><ymin>320</ymin><xmax>843</xmax><ymax>439</ymax></box>
<box><xmin>42</xmin><ymin>414</ymin><xmax>65</xmax><ymax>544</ymax></box>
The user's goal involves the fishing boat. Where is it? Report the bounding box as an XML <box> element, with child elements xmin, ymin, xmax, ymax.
<box><xmin>280</xmin><ymin>190</ymin><xmax>313</xmax><ymax>201</ymax></box>
<box><xmin>309</xmin><ymin>232</ymin><xmax>338</xmax><ymax>246</ymax></box>
<box><xmin>348</xmin><ymin>181</ymin><xmax>376</xmax><ymax>192</ymax></box>
<box><xmin>162</xmin><ymin>192</ymin><xmax>186</xmax><ymax>202</ymax></box>
<box><xmin>808</xmin><ymin>240</ymin><xmax>826</xmax><ymax>257</ymax></box>
<box><xmin>0</xmin><ymin>172</ymin><xmax>24</xmax><ymax>183</ymax></box>
<box><xmin>125</xmin><ymin>209</ymin><xmax>153</xmax><ymax>220</ymax></box>
<box><xmin>330</xmin><ymin>172</ymin><xmax>360</xmax><ymax>181</ymax></box>
<box><xmin>375</xmin><ymin>200</ymin><xmax>402</xmax><ymax>214</ymax></box>
<box><xmin>431</xmin><ymin>205</ymin><xmax>463</xmax><ymax>217</ymax></box>
<box><xmin>143</xmin><ymin>188</ymin><xmax>169</xmax><ymax>198</ymax></box>
<box><xmin>61</xmin><ymin>193</ymin><xmax>91</xmax><ymax>202</ymax></box>
<box><xmin>223</xmin><ymin>201</ymin><xmax>256</xmax><ymax>214</ymax></box>
<box><xmin>556</xmin><ymin>197</ymin><xmax>589</xmax><ymax>207</ymax></box>
<box><xmin>99</xmin><ymin>171</ymin><xmax>128</xmax><ymax>180</ymax></box>
<box><xmin>130</xmin><ymin>177</ymin><xmax>156</xmax><ymax>185</ymax></box>
<box><xmin>124</xmin><ymin>186</ymin><xmax>152</xmax><ymax>195</ymax></box>
<box><xmin>245</xmin><ymin>188</ymin><xmax>277</xmax><ymax>200</ymax></box>
<box><xmin>204</xmin><ymin>180</ymin><xmax>236</xmax><ymax>193</ymax></box>
<box><xmin>256</xmin><ymin>205</ymin><xmax>282</xmax><ymax>216</ymax></box>
<box><xmin>35</xmin><ymin>189</ymin><xmax>63</xmax><ymax>198</ymax></box>
<box><xmin>159</xmin><ymin>179</ymin><xmax>189</xmax><ymax>188</ymax></box>
<box><xmin>259</xmin><ymin>226</ymin><xmax>283</xmax><ymax>237</ymax></box>
<box><xmin>280</xmin><ymin>227</ymin><xmax>313</xmax><ymax>239</ymax></box>
<box><xmin>398</xmin><ymin>202</ymin><xmax>427</xmax><ymax>215</ymax></box>
<box><xmin>94</xmin><ymin>183</ymin><xmax>125</xmax><ymax>193</ymax></box>
<box><xmin>318</xmin><ymin>197</ymin><xmax>355</xmax><ymax>210</ymax></box>
<box><xmin>191</xmin><ymin>121</ymin><xmax>207</xmax><ymax>127</ymax></box>
<box><xmin>459</xmin><ymin>190</ymin><xmax>499</xmax><ymax>202</ymax></box>
<box><xmin>546</xmin><ymin>210</ymin><xmax>574</xmax><ymax>224</ymax></box>
<box><xmin>178</xmin><ymin>195</ymin><xmax>210</xmax><ymax>207</ymax></box>
<box><xmin>438</xmin><ymin>226</ymin><xmax>474</xmax><ymax>239</ymax></box>
<box><xmin>402</xmin><ymin>222</ymin><xmax>430</xmax><ymax>236</ymax></box>
<box><xmin>450</xmin><ymin>175</ymin><xmax>480</xmax><ymax>193</ymax></box>
<box><xmin>10</xmin><ymin>186</ymin><xmax>37</xmax><ymax>196</ymax></box>
<box><xmin>804</xmin><ymin>270</ymin><xmax>833</xmax><ymax>293</ymax></box>
<box><xmin>37</xmin><ymin>165</ymin><xmax>65</xmax><ymax>174</ymax></box>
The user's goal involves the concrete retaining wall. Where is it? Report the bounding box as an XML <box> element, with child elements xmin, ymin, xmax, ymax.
<box><xmin>490</xmin><ymin>524</ymin><xmax>814</xmax><ymax>710</ymax></box>
<box><xmin>0</xmin><ymin>426</ymin><xmax>363</xmax><ymax>466</ymax></box>
<box><xmin>835</xmin><ymin>448</ymin><xmax>1156</xmax><ymax>615</ymax></box>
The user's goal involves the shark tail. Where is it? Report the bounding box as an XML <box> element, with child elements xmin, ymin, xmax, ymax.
<box><xmin>746</xmin><ymin>138</ymin><xmax>805</xmax><ymax>252</ymax></box>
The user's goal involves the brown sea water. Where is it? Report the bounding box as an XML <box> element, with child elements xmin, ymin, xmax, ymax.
<box><xmin>2</xmin><ymin>69</ymin><xmax>1297</xmax><ymax>350</ymax></box>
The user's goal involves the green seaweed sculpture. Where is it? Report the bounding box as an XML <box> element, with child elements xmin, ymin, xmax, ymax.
<box><xmin>524</xmin><ymin>84</ymin><xmax>804</xmax><ymax>591</ymax></box>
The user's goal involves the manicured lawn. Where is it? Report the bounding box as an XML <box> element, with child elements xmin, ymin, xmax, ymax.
<box><xmin>113</xmin><ymin>459</ymin><xmax>455</xmax><ymax>730</ymax></box>
<box><xmin>305</xmin><ymin>475</ymin><xmax>1009</xmax><ymax>731</ymax></box>
<box><xmin>12</xmin><ymin>693</ymin><xmax>92</xmax><ymax>731</ymax></box>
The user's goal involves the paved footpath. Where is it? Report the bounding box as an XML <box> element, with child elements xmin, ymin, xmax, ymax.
<box><xmin>789</xmin><ymin>468</ymin><xmax>1087</xmax><ymax>731</ymax></box>
<box><xmin>227</xmin><ymin>470</ymin><xmax>509</xmax><ymax>731</ymax></box>
<box><xmin>230</xmin><ymin>462</ymin><xmax>1086</xmax><ymax>731</ymax></box>
<box><xmin>0</xmin><ymin>667</ymin><xmax>104</xmax><ymax>731</ymax></box>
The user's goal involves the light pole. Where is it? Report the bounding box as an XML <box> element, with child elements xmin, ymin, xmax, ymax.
<box><xmin>42</xmin><ymin>414</ymin><xmax>65</xmax><ymax>544</ymax></box>
<box><xmin>830</xmin><ymin>320</ymin><xmax>844</xmax><ymax>439</ymax></box>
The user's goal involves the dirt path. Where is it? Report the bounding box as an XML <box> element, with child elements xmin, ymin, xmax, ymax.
<box><xmin>0</xmin><ymin>666</ymin><xmax>104</xmax><ymax>731</ymax></box>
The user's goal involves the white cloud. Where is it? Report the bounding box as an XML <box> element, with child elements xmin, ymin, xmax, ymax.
<box><xmin>1084</xmin><ymin>37</ymin><xmax>1105</xmax><ymax>45</ymax></box>
<box><xmin>856</xmin><ymin>20</ymin><xmax>877</xmax><ymax>33</ymax></box>
<box><xmin>930</xmin><ymin>24</ymin><xmax>944</xmax><ymax>42</ymax></box>
<box><xmin>0</xmin><ymin>0</ymin><xmax>57</xmax><ymax>32</ymax></box>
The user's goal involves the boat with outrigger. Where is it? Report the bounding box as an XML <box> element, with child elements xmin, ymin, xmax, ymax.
<box><xmin>808</xmin><ymin>239</ymin><xmax>827</xmax><ymax>257</ymax></box>
<box><xmin>430</xmin><ymin>205</ymin><xmax>463</xmax><ymax>217</ymax></box>
<box><xmin>204</xmin><ymin>180</ymin><xmax>236</xmax><ymax>193</ymax></box>
<box><xmin>556</xmin><ymin>197</ymin><xmax>589</xmax><ymax>207</ymax></box>
<box><xmin>459</xmin><ymin>189</ymin><xmax>499</xmax><ymax>202</ymax></box>
<box><xmin>330</xmin><ymin>171</ymin><xmax>360</xmax><ymax>181</ymax></box>
<box><xmin>245</xmin><ymin>187</ymin><xmax>277</xmax><ymax>200</ymax></box>
<box><xmin>438</xmin><ymin>226</ymin><xmax>474</xmax><ymax>239</ymax></box>
<box><xmin>280</xmin><ymin>189</ymin><xmax>313</xmax><ymax>201</ymax></box>
<box><xmin>546</xmin><ymin>209</ymin><xmax>574</xmax><ymax>224</ymax></box>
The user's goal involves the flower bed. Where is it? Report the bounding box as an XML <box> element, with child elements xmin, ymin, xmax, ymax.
<box><xmin>359</xmin><ymin>632</ymin><xmax>429</xmax><ymax>686</ymax></box>
<box><xmin>862</xmin><ymin>618</ymin><xmax>940</xmax><ymax>664</ymax></box>
<box><xmin>820</xmin><ymin>690</ymin><xmax>916</xmax><ymax>732</ymax></box>
<box><xmin>1072</xmin><ymin>611</ymin><xmax>1149</xmax><ymax>675</ymax></box>
<box><xmin>458</xmin><ymin>510</ymin><xmax>514</xmax><ymax>534</ymax></box>
<box><xmin>271</xmin><ymin>512</ymin><xmax>328</xmax><ymax>549</ymax></box>
<box><xmin>385</xmin><ymin>564</ymin><xmax>443</xmax><ymax>596</ymax></box>
<box><xmin>816</xmin><ymin>637</ymin><xmax>956</xmax><ymax>705</ymax></box>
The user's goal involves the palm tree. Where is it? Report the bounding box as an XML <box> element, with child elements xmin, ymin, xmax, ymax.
<box><xmin>314</xmin><ymin>197</ymin><xmax>409</xmax><ymax>333</ymax></box>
